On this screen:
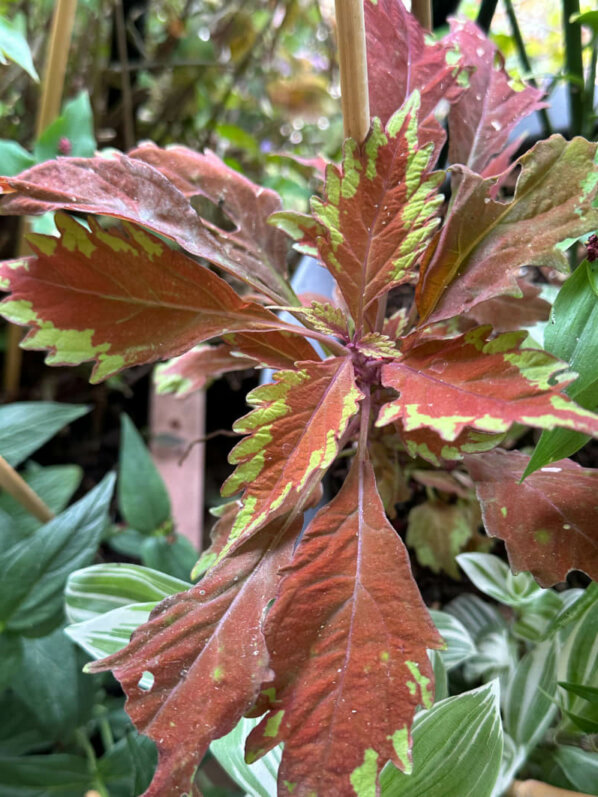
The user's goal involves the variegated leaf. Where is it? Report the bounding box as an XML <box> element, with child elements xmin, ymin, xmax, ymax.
<box><xmin>465</xmin><ymin>449</ymin><xmax>598</xmax><ymax>585</ymax></box>
<box><xmin>221</xmin><ymin>356</ymin><xmax>362</xmax><ymax>544</ymax></box>
<box><xmin>416</xmin><ymin>136</ymin><xmax>598</xmax><ymax>324</ymax></box>
<box><xmin>0</xmin><ymin>215</ymin><xmax>311</xmax><ymax>382</ymax></box>
<box><xmin>87</xmin><ymin>513</ymin><xmax>302</xmax><ymax>797</ymax></box>
<box><xmin>0</xmin><ymin>152</ymin><xmax>295</xmax><ymax>303</ymax></box>
<box><xmin>377</xmin><ymin>327</ymin><xmax>598</xmax><ymax>442</ymax></box>
<box><xmin>154</xmin><ymin>344</ymin><xmax>256</xmax><ymax>398</ymax></box>
<box><xmin>273</xmin><ymin>94</ymin><xmax>443</xmax><ymax>329</ymax></box>
<box><xmin>245</xmin><ymin>457</ymin><xmax>443</xmax><ymax>796</ymax></box>
<box><xmin>446</xmin><ymin>19</ymin><xmax>546</xmax><ymax>175</ymax></box>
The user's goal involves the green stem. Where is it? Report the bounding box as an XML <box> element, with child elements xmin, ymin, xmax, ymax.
<box><xmin>563</xmin><ymin>0</ymin><xmax>585</xmax><ymax>137</ymax></box>
<box><xmin>476</xmin><ymin>0</ymin><xmax>499</xmax><ymax>33</ymax></box>
<box><xmin>502</xmin><ymin>0</ymin><xmax>553</xmax><ymax>137</ymax></box>
<box><xmin>75</xmin><ymin>729</ymin><xmax>110</xmax><ymax>797</ymax></box>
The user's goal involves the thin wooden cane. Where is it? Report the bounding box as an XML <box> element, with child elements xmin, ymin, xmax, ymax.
<box><xmin>334</xmin><ymin>0</ymin><xmax>370</xmax><ymax>143</ymax></box>
<box><xmin>0</xmin><ymin>455</ymin><xmax>54</xmax><ymax>523</ymax></box>
<box><xmin>411</xmin><ymin>0</ymin><xmax>432</xmax><ymax>30</ymax></box>
<box><xmin>3</xmin><ymin>0</ymin><xmax>78</xmax><ymax>395</ymax></box>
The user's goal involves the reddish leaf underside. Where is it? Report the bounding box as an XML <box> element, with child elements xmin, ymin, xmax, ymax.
<box><xmin>464</xmin><ymin>449</ymin><xmax>598</xmax><ymax>586</ymax></box>
<box><xmin>365</xmin><ymin>0</ymin><xmax>466</xmax><ymax>157</ymax></box>
<box><xmin>416</xmin><ymin>136</ymin><xmax>598</xmax><ymax>324</ymax></box>
<box><xmin>221</xmin><ymin>356</ymin><xmax>363</xmax><ymax>545</ymax></box>
<box><xmin>395</xmin><ymin>419</ymin><xmax>505</xmax><ymax>466</ymax></box>
<box><xmin>154</xmin><ymin>344</ymin><xmax>257</xmax><ymax>398</ymax></box>
<box><xmin>446</xmin><ymin>19</ymin><xmax>546</xmax><ymax>175</ymax></box>
<box><xmin>246</xmin><ymin>457</ymin><xmax>442</xmax><ymax>796</ymax></box>
<box><xmin>87</xmin><ymin>514</ymin><xmax>303</xmax><ymax>797</ymax></box>
<box><xmin>377</xmin><ymin>326</ymin><xmax>598</xmax><ymax>442</ymax></box>
<box><xmin>0</xmin><ymin>153</ymin><xmax>294</xmax><ymax>303</ymax></box>
<box><xmin>0</xmin><ymin>215</ymin><xmax>310</xmax><ymax>382</ymax></box>
<box><xmin>274</xmin><ymin>93</ymin><xmax>442</xmax><ymax>330</ymax></box>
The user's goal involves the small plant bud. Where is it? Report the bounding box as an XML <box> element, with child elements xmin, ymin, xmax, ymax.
<box><xmin>58</xmin><ymin>136</ymin><xmax>72</xmax><ymax>155</ymax></box>
<box><xmin>586</xmin><ymin>233</ymin><xmax>598</xmax><ymax>262</ymax></box>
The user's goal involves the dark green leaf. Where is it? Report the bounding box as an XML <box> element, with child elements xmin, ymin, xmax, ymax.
<box><xmin>0</xmin><ymin>632</ymin><xmax>23</xmax><ymax>691</ymax></box>
<box><xmin>126</xmin><ymin>732</ymin><xmax>158</xmax><ymax>795</ymax></box>
<box><xmin>0</xmin><ymin>402</ymin><xmax>89</xmax><ymax>467</ymax></box>
<box><xmin>0</xmin><ymin>474</ymin><xmax>115</xmax><ymax>633</ymax></box>
<box><xmin>0</xmin><ymin>754</ymin><xmax>91</xmax><ymax>796</ymax></box>
<box><xmin>11</xmin><ymin>628</ymin><xmax>97</xmax><ymax>740</ymax></box>
<box><xmin>34</xmin><ymin>92</ymin><xmax>95</xmax><ymax>162</ymax></box>
<box><xmin>118</xmin><ymin>414</ymin><xmax>171</xmax><ymax>534</ymax></box>
<box><xmin>552</xmin><ymin>745</ymin><xmax>598</xmax><ymax>795</ymax></box>
<box><xmin>141</xmin><ymin>534</ymin><xmax>197</xmax><ymax>581</ymax></box>
<box><xmin>0</xmin><ymin>692</ymin><xmax>49</xmax><ymax>756</ymax></box>
<box><xmin>558</xmin><ymin>681</ymin><xmax>598</xmax><ymax>704</ymax></box>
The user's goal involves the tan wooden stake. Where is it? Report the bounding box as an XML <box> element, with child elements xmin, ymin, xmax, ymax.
<box><xmin>335</xmin><ymin>0</ymin><xmax>370</xmax><ymax>143</ymax></box>
<box><xmin>0</xmin><ymin>455</ymin><xmax>54</xmax><ymax>523</ymax></box>
<box><xmin>3</xmin><ymin>0</ymin><xmax>78</xmax><ymax>395</ymax></box>
<box><xmin>507</xmin><ymin>779</ymin><xmax>595</xmax><ymax>797</ymax></box>
<box><xmin>411</xmin><ymin>0</ymin><xmax>432</xmax><ymax>30</ymax></box>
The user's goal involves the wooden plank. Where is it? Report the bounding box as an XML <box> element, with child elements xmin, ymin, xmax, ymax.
<box><xmin>149</xmin><ymin>390</ymin><xmax>205</xmax><ymax>550</ymax></box>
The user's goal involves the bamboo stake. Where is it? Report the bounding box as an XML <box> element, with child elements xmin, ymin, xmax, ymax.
<box><xmin>3</xmin><ymin>0</ymin><xmax>78</xmax><ymax>395</ymax></box>
<box><xmin>334</xmin><ymin>0</ymin><xmax>370</xmax><ymax>143</ymax></box>
<box><xmin>411</xmin><ymin>0</ymin><xmax>432</xmax><ymax>30</ymax></box>
<box><xmin>0</xmin><ymin>455</ymin><xmax>54</xmax><ymax>523</ymax></box>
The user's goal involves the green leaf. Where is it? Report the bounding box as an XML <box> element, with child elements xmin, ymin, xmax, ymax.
<box><xmin>106</xmin><ymin>526</ymin><xmax>146</xmax><ymax>558</ymax></box>
<box><xmin>547</xmin><ymin>582</ymin><xmax>598</xmax><ymax>636</ymax></box>
<box><xmin>96</xmin><ymin>736</ymin><xmax>136</xmax><ymax>797</ymax></box>
<box><xmin>65</xmin><ymin>562</ymin><xmax>189</xmax><ymax>624</ymax></box>
<box><xmin>0</xmin><ymin>692</ymin><xmax>49</xmax><ymax>755</ymax></box>
<box><xmin>140</xmin><ymin>534</ymin><xmax>198</xmax><ymax>581</ymax></box>
<box><xmin>0</xmin><ymin>632</ymin><xmax>23</xmax><ymax>691</ymax></box>
<box><xmin>558</xmin><ymin>601</ymin><xmax>598</xmax><ymax>732</ymax></box>
<box><xmin>551</xmin><ymin>745</ymin><xmax>598</xmax><ymax>795</ymax></box>
<box><xmin>11</xmin><ymin>627</ymin><xmax>96</xmax><ymax>740</ymax></box>
<box><xmin>0</xmin><ymin>754</ymin><xmax>92</xmax><ymax>796</ymax></box>
<box><xmin>210</xmin><ymin>715</ymin><xmax>280</xmax><ymax>797</ymax></box>
<box><xmin>430</xmin><ymin>650</ymin><xmax>449</xmax><ymax>702</ymax></box>
<box><xmin>558</xmin><ymin>681</ymin><xmax>598</xmax><ymax>704</ymax></box>
<box><xmin>504</xmin><ymin>639</ymin><xmax>558</xmax><ymax>749</ymax></box>
<box><xmin>429</xmin><ymin>609</ymin><xmax>476</xmax><ymax>670</ymax></box>
<box><xmin>0</xmin><ymin>14</ymin><xmax>38</xmax><ymax>81</ymax></box>
<box><xmin>0</xmin><ymin>402</ymin><xmax>89</xmax><ymax>467</ymax></box>
<box><xmin>524</xmin><ymin>259</ymin><xmax>598</xmax><ymax>477</ymax></box>
<box><xmin>118</xmin><ymin>414</ymin><xmax>172</xmax><ymax>534</ymax></box>
<box><xmin>0</xmin><ymin>140</ymin><xmax>35</xmax><ymax>176</ymax></box>
<box><xmin>457</xmin><ymin>553</ymin><xmax>543</xmax><ymax>607</ymax></box>
<box><xmin>379</xmin><ymin>682</ymin><xmax>503</xmax><ymax>797</ymax></box>
<box><xmin>34</xmin><ymin>92</ymin><xmax>96</xmax><ymax>162</ymax></box>
<box><xmin>126</xmin><ymin>732</ymin><xmax>158</xmax><ymax>796</ymax></box>
<box><xmin>66</xmin><ymin>601</ymin><xmax>156</xmax><ymax>662</ymax></box>
<box><xmin>0</xmin><ymin>473</ymin><xmax>115</xmax><ymax>633</ymax></box>
<box><xmin>0</xmin><ymin>463</ymin><xmax>82</xmax><ymax>539</ymax></box>
<box><xmin>512</xmin><ymin>589</ymin><xmax>564</xmax><ymax>642</ymax></box>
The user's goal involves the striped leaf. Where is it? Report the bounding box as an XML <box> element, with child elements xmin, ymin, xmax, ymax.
<box><xmin>557</xmin><ymin>604</ymin><xmax>598</xmax><ymax>732</ymax></box>
<box><xmin>429</xmin><ymin>609</ymin><xmax>476</xmax><ymax>670</ymax></box>
<box><xmin>379</xmin><ymin>682</ymin><xmax>503</xmax><ymax>797</ymax></box>
<box><xmin>65</xmin><ymin>563</ymin><xmax>190</xmax><ymax>624</ymax></box>
<box><xmin>66</xmin><ymin>602</ymin><xmax>156</xmax><ymax>664</ymax></box>
<box><xmin>457</xmin><ymin>553</ymin><xmax>543</xmax><ymax>607</ymax></box>
<box><xmin>210</xmin><ymin>716</ymin><xmax>280</xmax><ymax>797</ymax></box>
<box><xmin>445</xmin><ymin>593</ymin><xmax>507</xmax><ymax>641</ymax></box>
<box><xmin>504</xmin><ymin>639</ymin><xmax>558</xmax><ymax>748</ymax></box>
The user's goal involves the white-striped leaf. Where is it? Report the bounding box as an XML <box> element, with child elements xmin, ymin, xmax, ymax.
<box><xmin>210</xmin><ymin>715</ymin><xmax>281</xmax><ymax>797</ymax></box>
<box><xmin>504</xmin><ymin>638</ymin><xmax>558</xmax><ymax>748</ymax></box>
<box><xmin>551</xmin><ymin>745</ymin><xmax>598</xmax><ymax>795</ymax></box>
<box><xmin>66</xmin><ymin>601</ymin><xmax>156</xmax><ymax>663</ymax></box>
<box><xmin>457</xmin><ymin>553</ymin><xmax>543</xmax><ymax>607</ymax></box>
<box><xmin>379</xmin><ymin>681</ymin><xmax>503</xmax><ymax>797</ymax></box>
<box><xmin>512</xmin><ymin>589</ymin><xmax>564</xmax><ymax>642</ymax></box>
<box><xmin>430</xmin><ymin>609</ymin><xmax>476</xmax><ymax>670</ymax></box>
<box><xmin>557</xmin><ymin>602</ymin><xmax>598</xmax><ymax>731</ymax></box>
<box><xmin>445</xmin><ymin>594</ymin><xmax>506</xmax><ymax>641</ymax></box>
<box><xmin>463</xmin><ymin>628</ymin><xmax>518</xmax><ymax>690</ymax></box>
<box><xmin>491</xmin><ymin>733</ymin><xmax>527</xmax><ymax>797</ymax></box>
<box><xmin>65</xmin><ymin>563</ymin><xmax>190</xmax><ymax>623</ymax></box>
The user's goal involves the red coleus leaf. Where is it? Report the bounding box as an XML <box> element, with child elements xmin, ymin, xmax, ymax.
<box><xmin>245</xmin><ymin>457</ymin><xmax>442</xmax><ymax>796</ymax></box>
<box><xmin>0</xmin><ymin>152</ymin><xmax>294</xmax><ymax>303</ymax></box>
<box><xmin>467</xmin><ymin>276</ymin><xmax>551</xmax><ymax>333</ymax></box>
<box><xmin>464</xmin><ymin>449</ymin><xmax>598</xmax><ymax>585</ymax></box>
<box><xmin>221</xmin><ymin>356</ymin><xmax>363</xmax><ymax>543</ymax></box>
<box><xmin>154</xmin><ymin>344</ymin><xmax>256</xmax><ymax>398</ymax></box>
<box><xmin>365</xmin><ymin>0</ymin><xmax>466</xmax><ymax>156</ymax></box>
<box><xmin>274</xmin><ymin>93</ymin><xmax>442</xmax><ymax>330</ymax></box>
<box><xmin>87</xmin><ymin>512</ymin><xmax>303</xmax><ymax>797</ymax></box>
<box><xmin>446</xmin><ymin>19</ymin><xmax>546</xmax><ymax>175</ymax></box>
<box><xmin>416</xmin><ymin>136</ymin><xmax>598</xmax><ymax>324</ymax></box>
<box><xmin>377</xmin><ymin>326</ymin><xmax>598</xmax><ymax>441</ymax></box>
<box><xmin>0</xmin><ymin>214</ymin><xmax>310</xmax><ymax>381</ymax></box>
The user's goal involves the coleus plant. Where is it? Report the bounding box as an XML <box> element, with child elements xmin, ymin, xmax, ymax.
<box><xmin>1</xmin><ymin>1</ymin><xmax>598</xmax><ymax>795</ymax></box>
